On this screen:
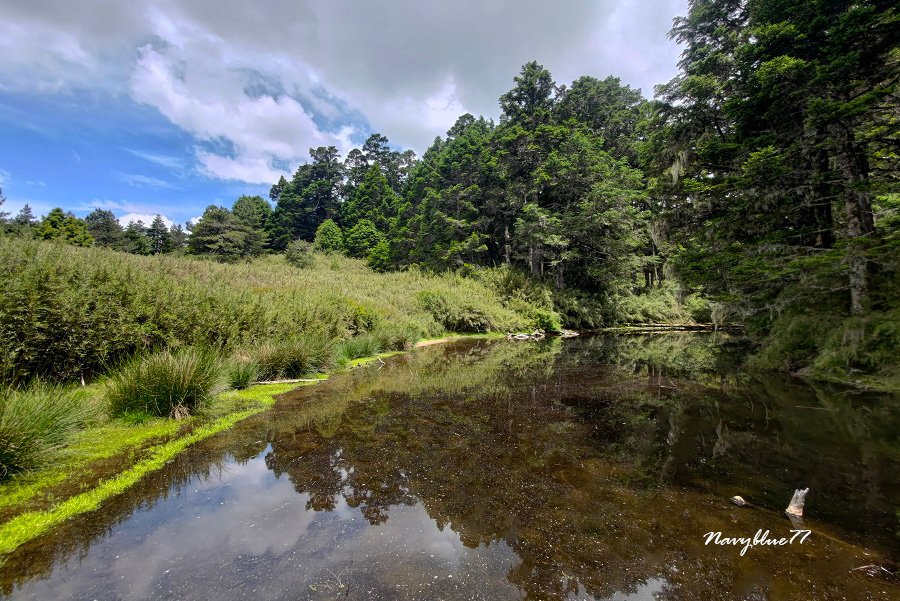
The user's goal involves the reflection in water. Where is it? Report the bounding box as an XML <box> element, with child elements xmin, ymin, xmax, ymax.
<box><xmin>1</xmin><ymin>335</ymin><xmax>898</xmax><ymax>600</ymax></box>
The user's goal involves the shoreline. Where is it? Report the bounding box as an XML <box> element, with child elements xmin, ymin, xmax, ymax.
<box><xmin>0</xmin><ymin>333</ymin><xmax>489</xmax><ymax>558</ymax></box>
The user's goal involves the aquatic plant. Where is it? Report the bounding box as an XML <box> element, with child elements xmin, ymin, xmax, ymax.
<box><xmin>102</xmin><ymin>348</ymin><xmax>224</xmax><ymax>417</ymax></box>
<box><xmin>0</xmin><ymin>383</ymin><xmax>99</xmax><ymax>478</ymax></box>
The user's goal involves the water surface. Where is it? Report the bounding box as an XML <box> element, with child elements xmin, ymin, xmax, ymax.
<box><xmin>2</xmin><ymin>335</ymin><xmax>898</xmax><ymax>600</ymax></box>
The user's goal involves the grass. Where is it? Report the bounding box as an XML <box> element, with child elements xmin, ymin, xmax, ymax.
<box><xmin>251</xmin><ymin>335</ymin><xmax>334</xmax><ymax>380</ymax></box>
<box><xmin>101</xmin><ymin>348</ymin><xmax>224</xmax><ymax>417</ymax></box>
<box><xmin>0</xmin><ymin>237</ymin><xmax>551</xmax><ymax>385</ymax></box>
<box><xmin>0</xmin><ymin>383</ymin><xmax>101</xmax><ymax>478</ymax></box>
<box><xmin>227</xmin><ymin>359</ymin><xmax>260</xmax><ymax>389</ymax></box>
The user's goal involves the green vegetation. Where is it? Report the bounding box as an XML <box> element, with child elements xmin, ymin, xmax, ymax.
<box><xmin>0</xmin><ymin>383</ymin><xmax>100</xmax><ymax>478</ymax></box>
<box><xmin>101</xmin><ymin>348</ymin><xmax>224</xmax><ymax>417</ymax></box>
<box><xmin>0</xmin><ymin>236</ymin><xmax>550</xmax><ymax>384</ymax></box>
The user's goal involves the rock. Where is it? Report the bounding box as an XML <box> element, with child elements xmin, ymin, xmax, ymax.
<box><xmin>730</xmin><ymin>495</ymin><xmax>752</xmax><ymax>508</ymax></box>
<box><xmin>560</xmin><ymin>329</ymin><xmax>579</xmax><ymax>338</ymax></box>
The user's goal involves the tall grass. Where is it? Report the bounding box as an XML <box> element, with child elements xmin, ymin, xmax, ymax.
<box><xmin>0</xmin><ymin>238</ymin><xmax>549</xmax><ymax>384</ymax></box>
<box><xmin>102</xmin><ymin>348</ymin><xmax>224</xmax><ymax>417</ymax></box>
<box><xmin>0</xmin><ymin>383</ymin><xmax>99</xmax><ymax>478</ymax></box>
<box><xmin>252</xmin><ymin>335</ymin><xmax>334</xmax><ymax>380</ymax></box>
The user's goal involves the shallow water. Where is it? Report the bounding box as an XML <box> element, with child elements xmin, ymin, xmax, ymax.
<box><xmin>2</xmin><ymin>335</ymin><xmax>898</xmax><ymax>600</ymax></box>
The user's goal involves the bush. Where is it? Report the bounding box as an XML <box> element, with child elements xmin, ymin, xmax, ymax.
<box><xmin>253</xmin><ymin>335</ymin><xmax>334</xmax><ymax>380</ymax></box>
<box><xmin>227</xmin><ymin>359</ymin><xmax>260</xmax><ymax>389</ymax></box>
<box><xmin>284</xmin><ymin>239</ymin><xmax>315</xmax><ymax>269</ymax></box>
<box><xmin>313</xmin><ymin>219</ymin><xmax>344</xmax><ymax>253</ymax></box>
<box><xmin>0</xmin><ymin>383</ymin><xmax>98</xmax><ymax>478</ymax></box>
<box><xmin>371</xmin><ymin>321</ymin><xmax>425</xmax><ymax>351</ymax></box>
<box><xmin>529</xmin><ymin>308</ymin><xmax>562</xmax><ymax>332</ymax></box>
<box><xmin>102</xmin><ymin>348</ymin><xmax>224</xmax><ymax>418</ymax></box>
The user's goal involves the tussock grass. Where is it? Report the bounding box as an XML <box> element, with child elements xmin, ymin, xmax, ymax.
<box><xmin>101</xmin><ymin>348</ymin><xmax>224</xmax><ymax>417</ymax></box>
<box><xmin>0</xmin><ymin>238</ymin><xmax>546</xmax><ymax>384</ymax></box>
<box><xmin>227</xmin><ymin>359</ymin><xmax>260</xmax><ymax>390</ymax></box>
<box><xmin>0</xmin><ymin>383</ymin><xmax>100</xmax><ymax>478</ymax></box>
<box><xmin>252</xmin><ymin>335</ymin><xmax>333</xmax><ymax>380</ymax></box>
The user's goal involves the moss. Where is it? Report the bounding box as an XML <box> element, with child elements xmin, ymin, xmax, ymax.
<box><xmin>0</xmin><ymin>418</ymin><xmax>180</xmax><ymax>511</ymax></box>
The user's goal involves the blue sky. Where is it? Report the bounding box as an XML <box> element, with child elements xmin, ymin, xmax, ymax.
<box><xmin>0</xmin><ymin>0</ymin><xmax>686</xmax><ymax>226</ymax></box>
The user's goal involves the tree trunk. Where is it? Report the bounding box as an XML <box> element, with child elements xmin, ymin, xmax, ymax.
<box><xmin>503</xmin><ymin>225</ymin><xmax>511</xmax><ymax>265</ymax></box>
<box><xmin>836</xmin><ymin>128</ymin><xmax>875</xmax><ymax>315</ymax></box>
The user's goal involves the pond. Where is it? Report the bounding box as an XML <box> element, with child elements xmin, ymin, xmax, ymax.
<box><xmin>1</xmin><ymin>335</ymin><xmax>898</xmax><ymax>600</ymax></box>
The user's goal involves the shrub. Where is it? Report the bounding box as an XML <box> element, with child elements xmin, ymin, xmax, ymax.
<box><xmin>253</xmin><ymin>335</ymin><xmax>334</xmax><ymax>380</ymax></box>
<box><xmin>313</xmin><ymin>219</ymin><xmax>344</xmax><ymax>253</ymax></box>
<box><xmin>227</xmin><ymin>359</ymin><xmax>260</xmax><ymax>389</ymax></box>
<box><xmin>284</xmin><ymin>239</ymin><xmax>315</xmax><ymax>269</ymax></box>
<box><xmin>102</xmin><ymin>348</ymin><xmax>224</xmax><ymax>418</ymax></box>
<box><xmin>0</xmin><ymin>383</ymin><xmax>98</xmax><ymax>478</ymax></box>
<box><xmin>529</xmin><ymin>308</ymin><xmax>562</xmax><ymax>332</ymax></box>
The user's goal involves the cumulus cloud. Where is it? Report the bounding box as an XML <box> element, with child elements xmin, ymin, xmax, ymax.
<box><xmin>0</xmin><ymin>0</ymin><xmax>687</xmax><ymax>180</ymax></box>
<box><xmin>118</xmin><ymin>213</ymin><xmax>174</xmax><ymax>228</ymax></box>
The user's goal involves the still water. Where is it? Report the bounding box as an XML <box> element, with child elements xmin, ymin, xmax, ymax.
<box><xmin>2</xmin><ymin>335</ymin><xmax>898</xmax><ymax>600</ymax></box>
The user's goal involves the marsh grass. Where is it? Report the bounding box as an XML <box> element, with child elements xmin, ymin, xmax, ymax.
<box><xmin>0</xmin><ymin>238</ymin><xmax>548</xmax><ymax>384</ymax></box>
<box><xmin>102</xmin><ymin>348</ymin><xmax>224</xmax><ymax>417</ymax></box>
<box><xmin>334</xmin><ymin>335</ymin><xmax>383</xmax><ymax>366</ymax></box>
<box><xmin>0</xmin><ymin>383</ymin><xmax>99</xmax><ymax>478</ymax></box>
<box><xmin>252</xmin><ymin>335</ymin><xmax>334</xmax><ymax>380</ymax></box>
<box><xmin>227</xmin><ymin>359</ymin><xmax>260</xmax><ymax>390</ymax></box>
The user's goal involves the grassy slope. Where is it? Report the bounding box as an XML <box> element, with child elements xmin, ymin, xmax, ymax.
<box><xmin>0</xmin><ymin>237</ymin><xmax>548</xmax><ymax>383</ymax></box>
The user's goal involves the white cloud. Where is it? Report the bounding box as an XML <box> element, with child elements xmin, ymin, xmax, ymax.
<box><xmin>124</xmin><ymin>149</ymin><xmax>184</xmax><ymax>171</ymax></box>
<box><xmin>0</xmin><ymin>0</ymin><xmax>688</xmax><ymax>172</ymax></box>
<box><xmin>118</xmin><ymin>172</ymin><xmax>177</xmax><ymax>188</ymax></box>
<box><xmin>0</xmin><ymin>169</ymin><xmax>9</xmax><ymax>188</ymax></box>
<box><xmin>129</xmin><ymin>43</ymin><xmax>354</xmax><ymax>184</ymax></box>
<box><xmin>118</xmin><ymin>212</ymin><xmax>174</xmax><ymax>228</ymax></box>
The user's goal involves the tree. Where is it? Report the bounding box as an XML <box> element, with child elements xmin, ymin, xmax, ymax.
<box><xmin>659</xmin><ymin>0</ymin><xmax>899</xmax><ymax>316</ymax></box>
<box><xmin>84</xmin><ymin>209</ymin><xmax>124</xmax><ymax>247</ymax></box>
<box><xmin>341</xmin><ymin>165</ymin><xmax>400</xmax><ymax>232</ymax></box>
<box><xmin>121</xmin><ymin>221</ymin><xmax>151</xmax><ymax>255</ymax></box>
<box><xmin>344</xmin><ymin>219</ymin><xmax>384</xmax><ymax>258</ymax></box>
<box><xmin>188</xmin><ymin>205</ymin><xmax>264</xmax><ymax>262</ymax></box>
<box><xmin>499</xmin><ymin>61</ymin><xmax>558</xmax><ymax>129</ymax></box>
<box><xmin>169</xmin><ymin>224</ymin><xmax>188</xmax><ymax>253</ymax></box>
<box><xmin>148</xmin><ymin>214</ymin><xmax>172</xmax><ymax>255</ymax></box>
<box><xmin>0</xmin><ymin>187</ymin><xmax>7</xmax><ymax>222</ymax></box>
<box><xmin>269</xmin><ymin>146</ymin><xmax>343</xmax><ymax>249</ymax></box>
<box><xmin>555</xmin><ymin>75</ymin><xmax>645</xmax><ymax>163</ymax></box>
<box><xmin>313</xmin><ymin>219</ymin><xmax>344</xmax><ymax>253</ymax></box>
<box><xmin>11</xmin><ymin>204</ymin><xmax>36</xmax><ymax>231</ymax></box>
<box><xmin>232</xmin><ymin>195</ymin><xmax>272</xmax><ymax>231</ymax></box>
<box><xmin>35</xmin><ymin>208</ymin><xmax>93</xmax><ymax>246</ymax></box>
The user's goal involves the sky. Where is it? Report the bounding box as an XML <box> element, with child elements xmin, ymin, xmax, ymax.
<box><xmin>0</xmin><ymin>0</ymin><xmax>687</xmax><ymax>227</ymax></box>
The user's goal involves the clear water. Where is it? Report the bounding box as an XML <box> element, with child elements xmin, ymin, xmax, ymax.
<box><xmin>2</xmin><ymin>335</ymin><xmax>898</xmax><ymax>600</ymax></box>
